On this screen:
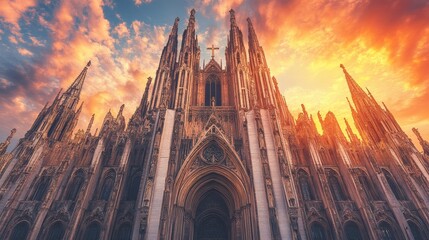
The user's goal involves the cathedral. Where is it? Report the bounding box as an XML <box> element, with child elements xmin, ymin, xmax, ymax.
<box><xmin>1</xmin><ymin>8</ymin><xmax>429</xmax><ymax>240</ymax></box>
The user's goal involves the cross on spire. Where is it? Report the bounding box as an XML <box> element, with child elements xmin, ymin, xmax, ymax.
<box><xmin>207</xmin><ymin>44</ymin><xmax>219</xmax><ymax>59</ymax></box>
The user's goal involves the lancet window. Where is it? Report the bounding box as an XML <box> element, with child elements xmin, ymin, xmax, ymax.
<box><xmin>10</xmin><ymin>221</ymin><xmax>30</xmax><ymax>240</ymax></box>
<box><xmin>31</xmin><ymin>175</ymin><xmax>52</xmax><ymax>201</ymax></box>
<box><xmin>65</xmin><ymin>170</ymin><xmax>85</xmax><ymax>201</ymax></box>
<box><xmin>382</xmin><ymin>169</ymin><xmax>406</xmax><ymax>200</ymax></box>
<box><xmin>46</xmin><ymin>221</ymin><xmax>66</xmax><ymax>240</ymax></box>
<box><xmin>205</xmin><ymin>75</ymin><xmax>221</xmax><ymax>106</ymax></box>
<box><xmin>99</xmin><ymin>170</ymin><xmax>116</xmax><ymax>201</ymax></box>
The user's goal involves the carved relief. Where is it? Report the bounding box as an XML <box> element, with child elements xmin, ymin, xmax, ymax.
<box><xmin>201</xmin><ymin>141</ymin><xmax>225</xmax><ymax>164</ymax></box>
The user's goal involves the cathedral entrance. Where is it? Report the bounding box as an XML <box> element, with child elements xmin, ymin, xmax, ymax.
<box><xmin>194</xmin><ymin>190</ymin><xmax>230</xmax><ymax>240</ymax></box>
<box><xmin>167</xmin><ymin>136</ymin><xmax>258</xmax><ymax>239</ymax></box>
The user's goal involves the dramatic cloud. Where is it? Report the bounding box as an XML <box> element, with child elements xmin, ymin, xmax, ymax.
<box><xmin>0</xmin><ymin>0</ymin><xmax>37</xmax><ymax>28</ymax></box>
<box><xmin>197</xmin><ymin>0</ymin><xmax>429</xmax><ymax>146</ymax></box>
<box><xmin>0</xmin><ymin>0</ymin><xmax>169</xmax><ymax>147</ymax></box>
<box><xmin>0</xmin><ymin>0</ymin><xmax>428</xmax><ymax>151</ymax></box>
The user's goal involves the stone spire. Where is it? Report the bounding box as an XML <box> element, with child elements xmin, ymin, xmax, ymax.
<box><xmin>247</xmin><ymin>18</ymin><xmax>260</xmax><ymax>51</ymax></box>
<box><xmin>341</xmin><ymin>64</ymin><xmax>406</xmax><ymax>146</ymax></box>
<box><xmin>344</xmin><ymin>118</ymin><xmax>360</xmax><ymax>145</ymax></box>
<box><xmin>0</xmin><ymin>128</ymin><xmax>16</xmax><ymax>155</ymax></box>
<box><xmin>319</xmin><ymin>111</ymin><xmax>346</xmax><ymax>143</ymax></box>
<box><xmin>341</xmin><ymin>64</ymin><xmax>368</xmax><ymax>103</ymax></box>
<box><xmin>172</xmin><ymin>8</ymin><xmax>200</xmax><ymax>109</ymax></box>
<box><xmin>226</xmin><ymin>9</ymin><xmax>250</xmax><ymax>110</ymax></box>
<box><xmin>413</xmin><ymin>128</ymin><xmax>429</xmax><ymax>156</ymax></box>
<box><xmin>23</xmin><ymin>61</ymin><xmax>91</xmax><ymax>142</ymax></box>
<box><xmin>247</xmin><ymin>17</ymin><xmax>275</xmax><ymax>108</ymax></box>
<box><xmin>86</xmin><ymin>114</ymin><xmax>95</xmax><ymax>135</ymax></box>
<box><xmin>149</xmin><ymin>17</ymin><xmax>179</xmax><ymax>110</ymax></box>
<box><xmin>61</xmin><ymin>61</ymin><xmax>91</xmax><ymax>110</ymax></box>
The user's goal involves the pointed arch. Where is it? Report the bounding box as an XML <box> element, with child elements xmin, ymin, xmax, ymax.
<box><xmin>46</xmin><ymin>221</ymin><xmax>66</xmax><ymax>240</ymax></box>
<box><xmin>205</xmin><ymin>74</ymin><xmax>221</xmax><ymax>106</ymax></box>
<box><xmin>116</xmin><ymin>222</ymin><xmax>132</xmax><ymax>240</ymax></box>
<box><xmin>126</xmin><ymin>170</ymin><xmax>142</xmax><ymax>201</ymax></box>
<box><xmin>382</xmin><ymin>169</ymin><xmax>406</xmax><ymax>200</ymax></box>
<box><xmin>167</xmin><ymin>132</ymin><xmax>257</xmax><ymax>239</ymax></box>
<box><xmin>173</xmin><ymin>133</ymin><xmax>252</xmax><ymax>206</ymax></box>
<box><xmin>194</xmin><ymin>190</ymin><xmax>230</xmax><ymax>239</ymax></box>
<box><xmin>65</xmin><ymin>169</ymin><xmax>85</xmax><ymax>201</ymax></box>
<box><xmin>31</xmin><ymin>175</ymin><xmax>52</xmax><ymax>201</ymax></box>
<box><xmin>310</xmin><ymin>222</ymin><xmax>327</xmax><ymax>240</ymax></box>
<box><xmin>10</xmin><ymin>221</ymin><xmax>30</xmax><ymax>240</ymax></box>
<box><xmin>344</xmin><ymin>221</ymin><xmax>363</xmax><ymax>240</ymax></box>
<box><xmin>357</xmin><ymin>172</ymin><xmax>380</xmax><ymax>201</ymax></box>
<box><xmin>83</xmin><ymin>221</ymin><xmax>101</xmax><ymax>240</ymax></box>
<box><xmin>327</xmin><ymin>171</ymin><xmax>347</xmax><ymax>201</ymax></box>
<box><xmin>99</xmin><ymin>169</ymin><xmax>116</xmax><ymax>201</ymax></box>
<box><xmin>407</xmin><ymin>220</ymin><xmax>423</xmax><ymax>240</ymax></box>
<box><xmin>378</xmin><ymin>221</ymin><xmax>396</xmax><ymax>240</ymax></box>
<box><xmin>297</xmin><ymin>169</ymin><xmax>316</xmax><ymax>201</ymax></box>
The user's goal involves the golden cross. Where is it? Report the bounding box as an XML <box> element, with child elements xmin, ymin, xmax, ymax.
<box><xmin>207</xmin><ymin>44</ymin><xmax>219</xmax><ymax>59</ymax></box>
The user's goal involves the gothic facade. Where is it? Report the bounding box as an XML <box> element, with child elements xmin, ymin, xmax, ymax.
<box><xmin>1</xmin><ymin>9</ymin><xmax>429</xmax><ymax>240</ymax></box>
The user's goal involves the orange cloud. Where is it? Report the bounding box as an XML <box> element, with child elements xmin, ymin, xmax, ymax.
<box><xmin>0</xmin><ymin>0</ymin><xmax>37</xmax><ymax>28</ymax></box>
<box><xmin>2</xmin><ymin>0</ymin><xmax>429</xmax><ymax>152</ymax></box>
<box><xmin>197</xmin><ymin>0</ymin><xmax>429</xmax><ymax>146</ymax></box>
<box><xmin>134</xmin><ymin>0</ymin><xmax>152</xmax><ymax>6</ymax></box>
<box><xmin>17</xmin><ymin>48</ymin><xmax>33</xmax><ymax>56</ymax></box>
<box><xmin>114</xmin><ymin>22</ymin><xmax>130</xmax><ymax>38</ymax></box>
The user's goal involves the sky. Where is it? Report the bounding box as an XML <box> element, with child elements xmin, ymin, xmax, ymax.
<box><xmin>0</xmin><ymin>0</ymin><xmax>428</xmax><ymax>151</ymax></box>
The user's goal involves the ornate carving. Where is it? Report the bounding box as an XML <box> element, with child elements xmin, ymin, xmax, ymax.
<box><xmin>201</xmin><ymin>141</ymin><xmax>225</xmax><ymax>164</ymax></box>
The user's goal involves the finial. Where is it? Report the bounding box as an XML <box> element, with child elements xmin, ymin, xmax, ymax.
<box><xmin>230</xmin><ymin>9</ymin><xmax>236</xmax><ymax>25</ymax></box>
<box><xmin>301</xmin><ymin>104</ymin><xmax>307</xmax><ymax>116</ymax></box>
<box><xmin>191</xmin><ymin>8</ymin><xmax>196</xmax><ymax>16</ymax></box>
<box><xmin>340</xmin><ymin>64</ymin><xmax>349</xmax><ymax>74</ymax></box>
<box><xmin>317</xmin><ymin>111</ymin><xmax>323</xmax><ymax>125</ymax></box>
<box><xmin>86</xmin><ymin>114</ymin><xmax>95</xmax><ymax>134</ymax></box>
<box><xmin>412</xmin><ymin>128</ymin><xmax>423</xmax><ymax>141</ymax></box>
<box><xmin>175</xmin><ymin>17</ymin><xmax>180</xmax><ymax>23</ymax></box>
<box><xmin>8</xmin><ymin>128</ymin><xmax>16</xmax><ymax>139</ymax></box>
<box><xmin>118</xmin><ymin>104</ymin><xmax>125</xmax><ymax>116</ymax></box>
<box><xmin>86</xmin><ymin>60</ymin><xmax>91</xmax><ymax>67</ymax></box>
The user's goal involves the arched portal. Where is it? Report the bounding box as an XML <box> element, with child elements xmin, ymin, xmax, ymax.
<box><xmin>194</xmin><ymin>190</ymin><xmax>230</xmax><ymax>240</ymax></box>
<box><xmin>166</xmin><ymin>134</ymin><xmax>257</xmax><ymax>240</ymax></box>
